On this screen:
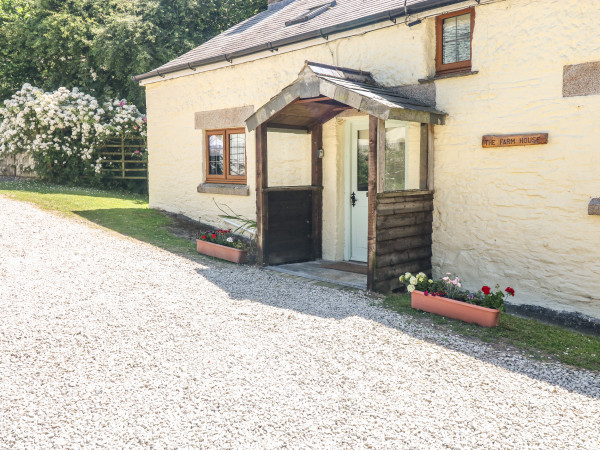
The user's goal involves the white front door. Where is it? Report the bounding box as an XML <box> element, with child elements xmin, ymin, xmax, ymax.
<box><xmin>349</xmin><ymin>123</ymin><xmax>370</xmax><ymax>262</ymax></box>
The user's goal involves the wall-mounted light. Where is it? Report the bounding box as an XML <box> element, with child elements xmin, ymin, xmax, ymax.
<box><xmin>318</xmin><ymin>149</ymin><xmax>325</xmax><ymax>158</ymax></box>
<box><xmin>407</xmin><ymin>19</ymin><xmax>422</xmax><ymax>27</ymax></box>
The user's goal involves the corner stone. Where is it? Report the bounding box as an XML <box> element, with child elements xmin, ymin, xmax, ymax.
<box><xmin>588</xmin><ymin>198</ymin><xmax>600</xmax><ymax>215</ymax></box>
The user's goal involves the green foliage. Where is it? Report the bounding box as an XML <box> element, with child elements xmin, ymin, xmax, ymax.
<box><xmin>383</xmin><ymin>294</ymin><xmax>600</xmax><ymax>372</ymax></box>
<box><xmin>0</xmin><ymin>0</ymin><xmax>268</xmax><ymax>109</ymax></box>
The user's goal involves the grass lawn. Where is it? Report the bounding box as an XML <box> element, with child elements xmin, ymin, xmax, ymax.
<box><xmin>384</xmin><ymin>294</ymin><xmax>600</xmax><ymax>372</ymax></box>
<box><xmin>0</xmin><ymin>178</ymin><xmax>196</xmax><ymax>257</ymax></box>
<box><xmin>1</xmin><ymin>178</ymin><xmax>599</xmax><ymax>372</ymax></box>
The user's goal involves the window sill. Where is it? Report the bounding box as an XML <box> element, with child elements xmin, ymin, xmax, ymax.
<box><xmin>419</xmin><ymin>70</ymin><xmax>479</xmax><ymax>84</ymax></box>
<box><xmin>197</xmin><ymin>183</ymin><xmax>250</xmax><ymax>196</ymax></box>
<box><xmin>589</xmin><ymin>198</ymin><xmax>600</xmax><ymax>215</ymax></box>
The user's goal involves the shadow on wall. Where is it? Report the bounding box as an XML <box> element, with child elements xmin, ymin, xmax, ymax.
<box><xmin>192</xmin><ymin>263</ymin><xmax>600</xmax><ymax>402</ymax></box>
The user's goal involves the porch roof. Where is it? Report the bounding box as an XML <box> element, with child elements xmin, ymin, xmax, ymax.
<box><xmin>245</xmin><ymin>61</ymin><xmax>446</xmax><ymax>131</ymax></box>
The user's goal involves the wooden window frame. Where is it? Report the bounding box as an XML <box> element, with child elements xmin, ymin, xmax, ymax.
<box><xmin>205</xmin><ymin>128</ymin><xmax>247</xmax><ymax>184</ymax></box>
<box><xmin>435</xmin><ymin>7</ymin><xmax>475</xmax><ymax>75</ymax></box>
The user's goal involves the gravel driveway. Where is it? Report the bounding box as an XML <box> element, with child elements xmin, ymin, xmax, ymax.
<box><xmin>0</xmin><ymin>196</ymin><xmax>599</xmax><ymax>449</ymax></box>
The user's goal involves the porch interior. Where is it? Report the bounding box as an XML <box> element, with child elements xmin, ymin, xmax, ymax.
<box><xmin>246</xmin><ymin>62</ymin><xmax>445</xmax><ymax>292</ymax></box>
<box><xmin>267</xmin><ymin>260</ymin><xmax>367</xmax><ymax>290</ymax></box>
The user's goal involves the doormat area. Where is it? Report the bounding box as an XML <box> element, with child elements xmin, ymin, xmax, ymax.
<box><xmin>322</xmin><ymin>262</ymin><xmax>368</xmax><ymax>275</ymax></box>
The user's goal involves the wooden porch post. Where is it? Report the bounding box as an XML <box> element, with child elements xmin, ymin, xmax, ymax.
<box><xmin>311</xmin><ymin>123</ymin><xmax>323</xmax><ymax>260</ymax></box>
<box><xmin>255</xmin><ymin>124</ymin><xmax>268</xmax><ymax>266</ymax></box>
<box><xmin>367</xmin><ymin>115</ymin><xmax>378</xmax><ymax>290</ymax></box>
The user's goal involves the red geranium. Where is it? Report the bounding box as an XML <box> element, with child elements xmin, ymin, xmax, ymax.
<box><xmin>212</xmin><ymin>233</ymin><xmax>217</xmax><ymax>239</ymax></box>
<box><xmin>201</xmin><ymin>235</ymin><xmax>207</xmax><ymax>240</ymax></box>
<box><xmin>482</xmin><ymin>286</ymin><xmax>491</xmax><ymax>296</ymax></box>
<box><xmin>505</xmin><ymin>287</ymin><xmax>515</xmax><ymax>296</ymax></box>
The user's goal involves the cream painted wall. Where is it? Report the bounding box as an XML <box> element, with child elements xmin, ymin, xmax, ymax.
<box><xmin>145</xmin><ymin>0</ymin><xmax>600</xmax><ymax>318</ymax></box>
<box><xmin>431</xmin><ymin>0</ymin><xmax>600</xmax><ymax>318</ymax></box>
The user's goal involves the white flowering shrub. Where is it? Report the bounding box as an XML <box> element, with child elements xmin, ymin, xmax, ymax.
<box><xmin>0</xmin><ymin>84</ymin><xmax>146</xmax><ymax>184</ymax></box>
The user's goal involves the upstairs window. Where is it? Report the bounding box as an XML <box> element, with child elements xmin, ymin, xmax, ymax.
<box><xmin>436</xmin><ymin>8</ymin><xmax>474</xmax><ymax>75</ymax></box>
<box><xmin>206</xmin><ymin>128</ymin><xmax>246</xmax><ymax>184</ymax></box>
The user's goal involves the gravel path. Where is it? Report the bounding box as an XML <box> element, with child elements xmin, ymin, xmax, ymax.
<box><xmin>0</xmin><ymin>196</ymin><xmax>599</xmax><ymax>449</ymax></box>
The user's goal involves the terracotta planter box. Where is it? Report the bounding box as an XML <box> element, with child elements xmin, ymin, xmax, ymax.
<box><xmin>411</xmin><ymin>290</ymin><xmax>500</xmax><ymax>327</ymax></box>
<box><xmin>196</xmin><ymin>239</ymin><xmax>247</xmax><ymax>264</ymax></box>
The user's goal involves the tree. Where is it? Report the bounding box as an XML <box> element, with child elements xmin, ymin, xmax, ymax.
<box><xmin>0</xmin><ymin>0</ymin><xmax>268</xmax><ymax>109</ymax></box>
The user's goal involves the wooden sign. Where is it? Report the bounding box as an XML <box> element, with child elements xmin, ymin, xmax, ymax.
<box><xmin>482</xmin><ymin>133</ymin><xmax>548</xmax><ymax>148</ymax></box>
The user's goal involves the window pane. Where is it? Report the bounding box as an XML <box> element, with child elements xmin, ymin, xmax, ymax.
<box><xmin>442</xmin><ymin>13</ymin><xmax>471</xmax><ymax>65</ymax></box>
<box><xmin>357</xmin><ymin>130</ymin><xmax>369</xmax><ymax>191</ymax></box>
<box><xmin>208</xmin><ymin>134</ymin><xmax>224</xmax><ymax>175</ymax></box>
<box><xmin>229</xmin><ymin>133</ymin><xmax>246</xmax><ymax>176</ymax></box>
<box><xmin>384</xmin><ymin>126</ymin><xmax>406</xmax><ymax>191</ymax></box>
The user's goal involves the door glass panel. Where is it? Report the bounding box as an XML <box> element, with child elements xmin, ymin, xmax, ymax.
<box><xmin>384</xmin><ymin>126</ymin><xmax>406</xmax><ymax>191</ymax></box>
<box><xmin>208</xmin><ymin>134</ymin><xmax>224</xmax><ymax>175</ymax></box>
<box><xmin>442</xmin><ymin>13</ymin><xmax>471</xmax><ymax>64</ymax></box>
<box><xmin>229</xmin><ymin>133</ymin><xmax>246</xmax><ymax>176</ymax></box>
<box><xmin>357</xmin><ymin>130</ymin><xmax>369</xmax><ymax>191</ymax></box>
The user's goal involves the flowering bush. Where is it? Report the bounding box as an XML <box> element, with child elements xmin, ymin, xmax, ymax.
<box><xmin>0</xmin><ymin>84</ymin><xmax>146</xmax><ymax>184</ymax></box>
<box><xmin>197</xmin><ymin>229</ymin><xmax>247</xmax><ymax>250</ymax></box>
<box><xmin>399</xmin><ymin>272</ymin><xmax>514</xmax><ymax>312</ymax></box>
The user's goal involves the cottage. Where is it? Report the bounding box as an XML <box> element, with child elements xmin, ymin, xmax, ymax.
<box><xmin>134</xmin><ymin>0</ymin><xmax>600</xmax><ymax>321</ymax></box>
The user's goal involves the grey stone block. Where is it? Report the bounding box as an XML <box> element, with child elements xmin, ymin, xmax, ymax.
<box><xmin>563</xmin><ymin>61</ymin><xmax>600</xmax><ymax>97</ymax></box>
<box><xmin>197</xmin><ymin>183</ymin><xmax>250</xmax><ymax>196</ymax></box>
<box><xmin>588</xmin><ymin>198</ymin><xmax>600</xmax><ymax>215</ymax></box>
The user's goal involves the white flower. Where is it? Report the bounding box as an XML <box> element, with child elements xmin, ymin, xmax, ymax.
<box><xmin>404</xmin><ymin>272</ymin><xmax>411</xmax><ymax>279</ymax></box>
<box><xmin>407</xmin><ymin>285</ymin><xmax>415</xmax><ymax>293</ymax></box>
<box><xmin>409</xmin><ymin>276</ymin><xmax>417</xmax><ymax>285</ymax></box>
<box><xmin>226</xmin><ymin>237</ymin><xmax>233</xmax><ymax>243</ymax></box>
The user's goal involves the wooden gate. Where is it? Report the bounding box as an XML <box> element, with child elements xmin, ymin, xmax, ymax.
<box><xmin>265</xmin><ymin>187</ymin><xmax>321</xmax><ymax>265</ymax></box>
<box><xmin>100</xmin><ymin>136</ymin><xmax>147</xmax><ymax>180</ymax></box>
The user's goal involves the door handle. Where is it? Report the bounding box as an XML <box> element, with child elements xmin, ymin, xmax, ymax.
<box><xmin>350</xmin><ymin>192</ymin><xmax>357</xmax><ymax>207</ymax></box>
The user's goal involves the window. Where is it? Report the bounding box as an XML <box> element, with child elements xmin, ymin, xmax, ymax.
<box><xmin>205</xmin><ymin>128</ymin><xmax>246</xmax><ymax>184</ymax></box>
<box><xmin>436</xmin><ymin>8</ymin><xmax>474</xmax><ymax>75</ymax></box>
<box><xmin>285</xmin><ymin>1</ymin><xmax>336</xmax><ymax>26</ymax></box>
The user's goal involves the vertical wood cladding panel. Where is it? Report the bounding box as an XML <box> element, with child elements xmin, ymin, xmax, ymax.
<box><xmin>374</xmin><ymin>191</ymin><xmax>434</xmax><ymax>293</ymax></box>
<box><xmin>266</xmin><ymin>188</ymin><xmax>317</xmax><ymax>265</ymax></box>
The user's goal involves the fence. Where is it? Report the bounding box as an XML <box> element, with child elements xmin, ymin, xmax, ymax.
<box><xmin>100</xmin><ymin>136</ymin><xmax>147</xmax><ymax>180</ymax></box>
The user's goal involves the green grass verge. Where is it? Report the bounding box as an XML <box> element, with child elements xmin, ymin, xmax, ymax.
<box><xmin>384</xmin><ymin>294</ymin><xmax>600</xmax><ymax>372</ymax></box>
<box><xmin>0</xmin><ymin>178</ymin><xmax>196</xmax><ymax>256</ymax></box>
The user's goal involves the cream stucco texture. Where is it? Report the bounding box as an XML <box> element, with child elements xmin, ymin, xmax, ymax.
<box><xmin>144</xmin><ymin>0</ymin><xmax>600</xmax><ymax>319</ymax></box>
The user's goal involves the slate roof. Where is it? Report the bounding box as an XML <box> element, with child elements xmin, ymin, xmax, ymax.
<box><xmin>133</xmin><ymin>0</ymin><xmax>465</xmax><ymax>81</ymax></box>
<box><xmin>245</xmin><ymin>61</ymin><xmax>446</xmax><ymax>131</ymax></box>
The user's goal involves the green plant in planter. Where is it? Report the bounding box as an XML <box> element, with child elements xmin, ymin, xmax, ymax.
<box><xmin>197</xmin><ymin>229</ymin><xmax>248</xmax><ymax>250</ymax></box>
<box><xmin>400</xmin><ymin>272</ymin><xmax>514</xmax><ymax>312</ymax></box>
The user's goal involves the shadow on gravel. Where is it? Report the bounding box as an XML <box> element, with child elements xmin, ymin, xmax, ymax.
<box><xmin>194</xmin><ymin>263</ymin><xmax>600</xmax><ymax>402</ymax></box>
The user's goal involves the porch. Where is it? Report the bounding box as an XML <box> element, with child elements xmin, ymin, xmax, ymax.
<box><xmin>246</xmin><ymin>62</ymin><xmax>445</xmax><ymax>292</ymax></box>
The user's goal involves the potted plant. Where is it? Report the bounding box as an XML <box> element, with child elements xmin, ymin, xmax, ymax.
<box><xmin>399</xmin><ymin>272</ymin><xmax>515</xmax><ymax>327</ymax></box>
<box><xmin>196</xmin><ymin>228</ymin><xmax>248</xmax><ymax>263</ymax></box>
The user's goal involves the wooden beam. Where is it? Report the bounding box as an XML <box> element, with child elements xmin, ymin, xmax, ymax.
<box><xmin>367</xmin><ymin>115</ymin><xmax>378</xmax><ymax>291</ymax></box>
<box><xmin>420</xmin><ymin>123</ymin><xmax>429</xmax><ymax>190</ymax></box>
<box><xmin>266</xmin><ymin>123</ymin><xmax>310</xmax><ymax>133</ymax></box>
<box><xmin>377</xmin><ymin>118</ymin><xmax>386</xmax><ymax>193</ymax></box>
<box><xmin>311</xmin><ymin>123</ymin><xmax>323</xmax><ymax>260</ymax></box>
<box><xmin>295</xmin><ymin>96</ymin><xmax>332</xmax><ymax>104</ymax></box>
<box><xmin>255</xmin><ymin>124</ymin><xmax>269</xmax><ymax>266</ymax></box>
<box><xmin>427</xmin><ymin>124</ymin><xmax>435</xmax><ymax>191</ymax></box>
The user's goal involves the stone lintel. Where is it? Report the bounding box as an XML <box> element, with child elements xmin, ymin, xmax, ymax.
<box><xmin>195</xmin><ymin>106</ymin><xmax>254</xmax><ymax>130</ymax></box>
